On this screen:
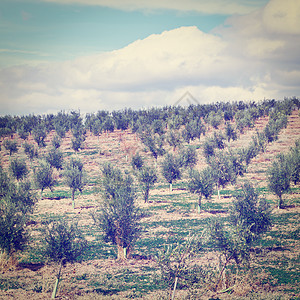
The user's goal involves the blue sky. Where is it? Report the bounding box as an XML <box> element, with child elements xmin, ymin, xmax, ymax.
<box><xmin>0</xmin><ymin>0</ymin><xmax>299</xmax><ymax>115</ymax></box>
<box><xmin>0</xmin><ymin>0</ymin><xmax>230</xmax><ymax>66</ymax></box>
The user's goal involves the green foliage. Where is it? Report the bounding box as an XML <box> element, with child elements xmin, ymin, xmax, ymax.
<box><xmin>187</xmin><ymin>167</ymin><xmax>215</xmax><ymax>210</ymax></box>
<box><xmin>91</xmin><ymin>119</ymin><xmax>102</xmax><ymax>137</ymax></box>
<box><xmin>102</xmin><ymin>116</ymin><xmax>115</xmax><ymax>133</ymax></box>
<box><xmin>229</xmin><ymin>182</ymin><xmax>272</xmax><ymax>244</ymax></box>
<box><xmin>3</xmin><ymin>139</ymin><xmax>18</xmax><ymax>156</ymax></box>
<box><xmin>151</xmin><ymin>119</ymin><xmax>165</xmax><ymax>135</ymax></box>
<box><xmin>46</xmin><ymin>147</ymin><xmax>64</xmax><ymax>170</ymax></box>
<box><xmin>9</xmin><ymin>157</ymin><xmax>28</xmax><ymax>181</ymax></box>
<box><xmin>156</xmin><ymin>235</ymin><xmax>206</xmax><ymax>292</ymax></box>
<box><xmin>208</xmin><ymin>150</ymin><xmax>237</xmax><ymax>189</ymax></box>
<box><xmin>33</xmin><ymin>124</ymin><xmax>47</xmax><ymax>147</ymax></box>
<box><xmin>161</xmin><ymin>153</ymin><xmax>181</xmax><ymax>189</ymax></box>
<box><xmin>63</xmin><ymin>157</ymin><xmax>86</xmax><ymax>206</ymax></box>
<box><xmin>23</xmin><ymin>142</ymin><xmax>38</xmax><ymax>161</ymax></box>
<box><xmin>206</xmin><ymin>183</ymin><xmax>272</xmax><ymax>291</ymax></box>
<box><xmin>225</xmin><ymin>122</ymin><xmax>237</xmax><ymax>142</ymax></box>
<box><xmin>166</xmin><ymin>130</ymin><xmax>182</xmax><ymax>151</ymax></box>
<box><xmin>0</xmin><ymin>167</ymin><xmax>36</xmax><ymax>214</ymax></box>
<box><xmin>51</xmin><ymin>135</ymin><xmax>62</xmax><ymax>149</ymax></box>
<box><xmin>137</xmin><ymin>166</ymin><xmax>157</xmax><ymax>203</ymax></box>
<box><xmin>34</xmin><ymin>161</ymin><xmax>56</xmax><ymax>194</ymax></box>
<box><xmin>71</xmin><ymin>136</ymin><xmax>85</xmax><ymax>152</ymax></box>
<box><xmin>267</xmin><ymin>154</ymin><xmax>291</xmax><ymax>209</ymax></box>
<box><xmin>203</xmin><ymin>139</ymin><xmax>215</xmax><ymax>159</ymax></box>
<box><xmin>287</xmin><ymin>140</ymin><xmax>300</xmax><ymax>185</ymax></box>
<box><xmin>140</xmin><ymin>131</ymin><xmax>165</xmax><ymax>161</ymax></box>
<box><xmin>212</xmin><ymin>131</ymin><xmax>226</xmax><ymax>150</ymax></box>
<box><xmin>178</xmin><ymin>146</ymin><xmax>198</xmax><ymax>169</ymax></box>
<box><xmin>182</xmin><ymin>119</ymin><xmax>205</xmax><ymax>143</ymax></box>
<box><xmin>43</xmin><ymin>219</ymin><xmax>87</xmax><ymax>263</ymax></box>
<box><xmin>0</xmin><ymin>201</ymin><xmax>28</xmax><ymax>254</ymax></box>
<box><xmin>0</xmin><ymin>167</ymin><xmax>36</xmax><ymax>255</ymax></box>
<box><xmin>131</xmin><ymin>152</ymin><xmax>144</xmax><ymax>170</ymax></box>
<box><xmin>207</xmin><ymin>111</ymin><xmax>223</xmax><ymax>129</ymax></box>
<box><xmin>17</xmin><ymin>125</ymin><xmax>29</xmax><ymax>140</ymax></box>
<box><xmin>93</xmin><ymin>163</ymin><xmax>140</xmax><ymax>259</ymax></box>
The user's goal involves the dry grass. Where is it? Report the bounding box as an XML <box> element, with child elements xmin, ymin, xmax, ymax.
<box><xmin>0</xmin><ymin>110</ymin><xmax>299</xmax><ymax>299</ymax></box>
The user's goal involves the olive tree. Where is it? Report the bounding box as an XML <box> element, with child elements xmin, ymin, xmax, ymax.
<box><xmin>208</xmin><ymin>151</ymin><xmax>237</xmax><ymax>199</ymax></box>
<box><xmin>206</xmin><ymin>182</ymin><xmax>272</xmax><ymax>292</ymax></box>
<box><xmin>46</xmin><ymin>147</ymin><xmax>64</xmax><ymax>171</ymax></box>
<box><xmin>187</xmin><ymin>167</ymin><xmax>215</xmax><ymax>213</ymax></box>
<box><xmin>23</xmin><ymin>142</ymin><xmax>38</xmax><ymax>161</ymax></box>
<box><xmin>3</xmin><ymin>139</ymin><xmax>18</xmax><ymax>156</ymax></box>
<box><xmin>137</xmin><ymin>166</ymin><xmax>157</xmax><ymax>203</ymax></box>
<box><xmin>178</xmin><ymin>146</ymin><xmax>197</xmax><ymax>169</ymax></box>
<box><xmin>0</xmin><ymin>167</ymin><xmax>36</xmax><ymax>266</ymax></box>
<box><xmin>93</xmin><ymin>163</ymin><xmax>140</xmax><ymax>260</ymax></box>
<box><xmin>43</xmin><ymin>219</ymin><xmax>87</xmax><ymax>298</ymax></box>
<box><xmin>161</xmin><ymin>153</ymin><xmax>181</xmax><ymax>192</ymax></box>
<box><xmin>131</xmin><ymin>152</ymin><xmax>144</xmax><ymax>170</ymax></box>
<box><xmin>34</xmin><ymin>161</ymin><xmax>56</xmax><ymax>198</ymax></box>
<box><xmin>267</xmin><ymin>154</ymin><xmax>291</xmax><ymax>209</ymax></box>
<box><xmin>33</xmin><ymin>124</ymin><xmax>47</xmax><ymax>147</ymax></box>
<box><xmin>9</xmin><ymin>158</ymin><xmax>28</xmax><ymax>181</ymax></box>
<box><xmin>63</xmin><ymin>157</ymin><xmax>86</xmax><ymax>209</ymax></box>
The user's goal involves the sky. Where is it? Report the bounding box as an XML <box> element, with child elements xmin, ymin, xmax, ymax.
<box><xmin>0</xmin><ymin>0</ymin><xmax>299</xmax><ymax>115</ymax></box>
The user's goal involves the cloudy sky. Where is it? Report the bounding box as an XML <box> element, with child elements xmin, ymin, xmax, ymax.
<box><xmin>0</xmin><ymin>0</ymin><xmax>299</xmax><ymax>115</ymax></box>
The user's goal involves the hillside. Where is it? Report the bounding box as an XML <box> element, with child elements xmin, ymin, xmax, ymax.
<box><xmin>0</xmin><ymin>102</ymin><xmax>299</xmax><ymax>299</ymax></box>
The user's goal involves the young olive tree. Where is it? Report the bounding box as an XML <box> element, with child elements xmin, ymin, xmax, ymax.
<box><xmin>137</xmin><ymin>165</ymin><xmax>157</xmax><ymax>203</ymax></box>
<box><xmin>206</xmin><ymin>182</ymin><xmax>272</xmax><ymax>292</ymax></box>
<box><xmin>187</xmin><ymin>167</ymin><xmax>215</xmax><ymax>213</ymax></box>
<box><xmin>166</xmin><ymin>130</ymin><xmax>182</xmax><ymax>152</ymax></box>
<box><xmin>9</xmin><ymin>157</ymin><xmax>28</xmax><ymax>181</ymax></box>
<box><xmin>93</xmin><ymin>163</ymin><xmax>140</xmax><ymax>260</ymax></box>
<box><xmin>34</xmin><ymin>161</ymin><xmax>56</xmax><ymax>198</ymax></box>
<box><xmin>63</xmin><ymin>157</ymin><xmax>86</xmax><ymax>209</ymax></box>
<box><xmin>288</xmin><ymin>140</ymin><xmax>300</xmax><ymax>185</ymax></box>
<box><xmin>51</xmin><ymin>135</ymin><xmax>62</xmax><ymax>149</ymax></box>
<box><xmin>43</xmin><ymin>219</ymin><xmax>87</xmax><ymax>298</ymax></box>
<box><xmin>3</xmin><ymin>139</ymin><xmax>18</xmax><ymax>156</ymax></box>
<box><xmin>131</xmin><ymin>152</ymin><xmax>144</xmax><ymax>171</ymax></box>
<box><xmin>33</xmin><ymin>124</ymin><xmax>47</xmax><ymax>148</ymax></box>
<box><xmin>161</xmin><ymin>153</ymin><xmax>181</xmax><ymax>192</ymax></box>
<box><xmin>0</xmin><ymin>167</ymin><xmax>36</xmax><ymax>265</ymax></box>
<box><xmin>224</xmin><ymin>122</ymin><xmax>237</xmax><ymax>142</ymax></box>
<box><xmin>267</xmin><ymin>154</ymin><xmax>291</xmax><ymax>209</ymax></box>
<box><xmin>178</xmin><ymin>146</ymin><xmax>198</xmax><ymax>169</ymax></box>
<box><xmin>23</xmin><ymin>142</ymin><xmax>38</xmax><ymax>161</ymax></box>
<box><xmin>140</xmin><ymin>132</ymin><xmax>165</xmax><ymax>168</ymax></box>
<box><xmin>46</xmin><ymin>147</ymin><xmax>64</xmax><ymax>171</ymax></box>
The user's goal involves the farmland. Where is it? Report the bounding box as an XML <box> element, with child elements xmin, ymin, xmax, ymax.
<box><xmin>0</xmin><ymin>100</ymin><xmax>299</xmax><ymax>299</ymax></box>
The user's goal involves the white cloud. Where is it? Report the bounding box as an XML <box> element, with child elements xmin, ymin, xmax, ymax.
<box><xmin>41</xmin><ymin>0</ymin><xmax>266</xmax><ymax>15</ymax></box>
<box><xmin>262</xmin><ymin>0</ymin><xmax>300</xmax><ymax>35</ymax></box>
<box><xmin>0</xmin><ymin>0</ymin><xmax>299</xmax><ymax>115</ymax></box>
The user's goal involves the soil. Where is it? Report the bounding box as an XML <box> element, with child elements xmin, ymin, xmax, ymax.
<box><xmin>0</xmin><ymin>109</ymin><xmax>299</xmax><ymax>299</ymax></box>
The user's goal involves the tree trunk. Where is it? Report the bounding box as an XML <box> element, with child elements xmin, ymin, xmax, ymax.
<box><xmin>72</xmin><ymin>189</ymin><xmax>75</xmax><ymax>209</ymax></box>
<box><xmin>144</xmin><ymin>188</ymin><xmax>150</xmax><ymax>203</ymax></box>
<box><xmin>170</xmin><ymin>183</ymin><xmax>173</xmax><ymax>192</ymax></box>
<box><xmin>278</xmin><ymin>195</ymin><xmax>283</xmax><ymax>209</ymax></box>
<box><xmin>51</xmin><ymin>259</ymin><xmax>63</xmax><ymax>298</ymax></box>
<box><xmin>117</xmin><ymin>244</ymin><xmax>131</xmax><ymax>260</ymax></box>
<box><xmin>171</xmin><ymin>276</ymin><xmax>178</xmax><ymax>300</ymax></box>
<box><xmin>198</xmin><ymin>196</ymin><xmax>202</xmax><ymax>213</ymax></box>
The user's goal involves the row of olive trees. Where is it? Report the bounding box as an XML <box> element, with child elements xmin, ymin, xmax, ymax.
<box><xmin>2</xmin><ymin>98</ymin><xmax>297</xmax><ymax>141</ymax></box>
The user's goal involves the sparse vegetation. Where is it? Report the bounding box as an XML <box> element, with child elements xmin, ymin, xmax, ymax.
<box><xmin>0</xmin><ymin>99</ymin><xmax>299</xmax><ymax>299</ymax></box>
